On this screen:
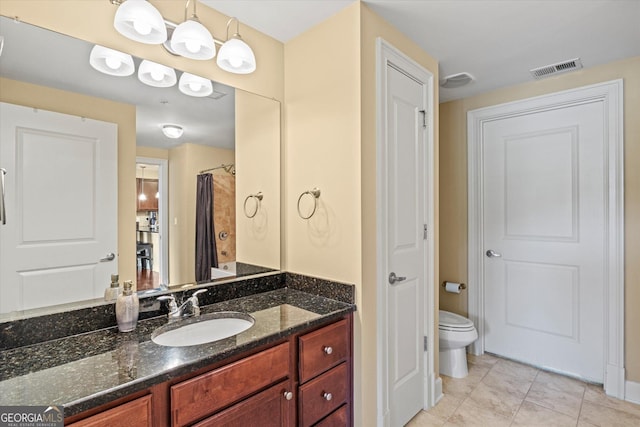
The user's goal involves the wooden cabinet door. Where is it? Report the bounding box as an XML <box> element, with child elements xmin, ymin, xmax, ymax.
<box><xmin>67</xmin><ymin>395</ymin><xmax>152</xmax><ymax>427</ymax></box>
<box><xmin>136</xmin><ymin>178</ymin><xmax>158</xmax><ymax>211</ymax></box>
<box><xmin>192</xmin><ymin>380</ymin><xmax>294</xmax><ymax>427</ymax></box>
<box><xmin>171</xmin><ymin>342</ymin><xmax>290</xmax><ymax>426</ymax></box>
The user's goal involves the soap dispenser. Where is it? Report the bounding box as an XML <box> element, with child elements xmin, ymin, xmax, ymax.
<box><xmin>104</xmin><ymin>274</ymin><xmax>121</xmax><ymax>301</ymax></box>
<box><xmin>116</xmin><ymin>280</ymin><xmax>139</xmax><ymax>332</ymax></box>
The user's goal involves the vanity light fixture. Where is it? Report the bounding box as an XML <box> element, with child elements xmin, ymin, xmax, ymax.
<box><xmin>162</xmin><ymin>124</ymin><xmax>184</xmax><ymax>139</ymax></box>
<box><xmin>178</xmin><ymin>72</ymin><xmax>213</xmax><ymax>97</ymax></box>
<box><xmin>89</xmin><ymin>45</ymin><xmax>135</xmax><ymax>76</ymax></box>
<box><xmin>109</xmin><ymin>1</ymin><xmax>256</xmax><ymax>74</ymax></box>
<box><xmin>113</xmin><ymin>0</ymin><xmax>167</xmax><ymax>44</ymax></box>
<box><xmin>170</xmin><ymin>0</ymin><xmax>216</xmax><ymax>60</ymax></box>
<box><xmin>138</xmin><ymin>60</ymin><xmax>177</xmax><ymax>87</ymax></box>
<box><xmin>138</xmin><ymin>165</ymin><xmax>147</xmax><ymax>201</ymax></box>
<box><xmin>217</xmin><ymin>18</ymin><xmax>256</xmax><ymax>74</ymax></box>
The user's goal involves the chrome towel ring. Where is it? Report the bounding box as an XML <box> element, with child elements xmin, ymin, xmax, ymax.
<box><xmin>297</xmin><ymin>188</ymin><xmax>321</xmax><ymax>219</ymax></box>
<box><xmin>243</xmin><ymin>192</ymin><xmax>263</xmax><ymax>218</ymax></box>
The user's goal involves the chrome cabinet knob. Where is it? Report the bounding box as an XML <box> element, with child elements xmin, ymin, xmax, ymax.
<box><xmin>283</xmin><ymin>391</ymin><xmax>293</xmax><ymax>401</ymax></box>
<box><xmin>323</xmin><ymin>346</ymin><xmax>333</xmax><ymax>355</ymax></box>
<box><xmin>323</xmin><ymin>392</ymin><xmax>333</xmax><ymax>401</ymax></box>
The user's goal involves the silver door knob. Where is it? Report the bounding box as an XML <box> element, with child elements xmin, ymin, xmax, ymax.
<box><xmin>323</xmin><ymin>392</ymin><xmax>333</xmax><ymax>401</ymax></box>
<box><xmin>323</xmin><ymin>346</ymin><xmax>333</xmax><ymax>355</ymax></box>
<box><xmin>283</xmin><ymin>391</ymin><xmax>293</xmax><ymax>401</ymax></box>
<box><xmin>486</xmin><ymin>250</ymin><xmax>502</xmax><ymax>258</ymax></box>
<box><xmin>100</xmin><ymin>253</ymin><xmax>116</xmax><ymax>262</ymax></box>
<box><xmin>388</xmin><ymin>272</ymin><xmax>407</xmax><ymax>284</ymax></box>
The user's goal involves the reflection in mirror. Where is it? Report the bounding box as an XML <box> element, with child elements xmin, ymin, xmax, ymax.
<box><xmin>0</xmin><ymin>17</ymin><xmax>280</xmax><ymax>318</ymax></box>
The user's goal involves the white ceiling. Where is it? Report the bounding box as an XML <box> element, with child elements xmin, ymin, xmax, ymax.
<box><xmin>203</xmin><ymin>0</ymin><xmax>640</xmax><ymax>102</ymax></box>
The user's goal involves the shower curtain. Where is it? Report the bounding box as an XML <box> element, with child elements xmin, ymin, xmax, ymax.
<box><xmin>195</xmin><ymin>173</ymin><xmax>218</xmax><ymax>282</ymax></box>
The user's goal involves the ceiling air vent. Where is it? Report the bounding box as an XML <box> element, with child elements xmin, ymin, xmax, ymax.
<box><xmin>530</xmin><ymin>58</ymin><xmax>583</xmax><ymax>79</ymax></box>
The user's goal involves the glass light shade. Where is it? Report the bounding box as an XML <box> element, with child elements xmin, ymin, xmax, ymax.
<box><xmin>114</xmin><ymin>0</ymin><xmax>167</xmax><ymax>44</ymax></box>
<box><xmin>170</xmin><ymin>20</ymin><xmax>216</xmax><ymax>60</ymax></box>
<box><xmin>162</xmin><ymin>124</ymin><xmax>184</xmax><ymax>139</ymax></box>
<box><xmin>178</xmin><ymin>73</ymin><xmax>213</xmax><ymax>97</ymax></box>
<box><xmin>216</xmin><ymin>37</ymin><xmax>256</xmax><ymax>74</ymax></box>
<box><xmin>138</xmin><ymin>60</ymin><xmax>176</xmax><ymax>87</ymax></box>
<box><xmin>89</xmin><ymin>45</ymin><xmax>135</xmax><ymax>76</ymax></box>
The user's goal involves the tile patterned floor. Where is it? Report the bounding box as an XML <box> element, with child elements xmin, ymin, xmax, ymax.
<box><xmin>407</xmin><ymin>353</ymin><xmax>640</xmax><ymax>426</ymax></box>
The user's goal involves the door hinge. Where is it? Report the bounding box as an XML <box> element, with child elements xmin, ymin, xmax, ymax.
<box><xmin>419</xmin><ymin>110</ymin><xmax>427</xmax><ymax>128</ymax></box>
<box><xmin>424</xmin><ymin>336</ymin><xmax>428</xmax><ymax>351</ymax></box>
<box><xmin>423</xmin><ymin>224</ymin><xmax>428</xmax><ymax>240</ymax></box>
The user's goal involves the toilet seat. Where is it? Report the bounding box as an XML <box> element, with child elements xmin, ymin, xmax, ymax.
<box><xmin>439</xmin><ymin>310</ymin><xmax>475</xmax><ymax>332</ymax></box>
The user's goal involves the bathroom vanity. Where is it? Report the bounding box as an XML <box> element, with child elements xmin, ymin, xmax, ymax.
<box><xmin>0</xmin><ymin>273</ymin><xmax>355</xmax><ymax>427</ymax></box>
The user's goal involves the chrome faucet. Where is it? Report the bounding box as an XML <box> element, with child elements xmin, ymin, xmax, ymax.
<box><xmin>157</xmin><ymin>289</ymin><xmax>207</xmax><ymax>322</ymax></box>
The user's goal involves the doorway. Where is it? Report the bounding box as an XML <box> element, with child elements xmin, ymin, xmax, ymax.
<box><xmin>376</xmin><ymin>39</ymin><xmax>436</xmax><ymax>426</ymax></box>
<box><xmin>467</xmin><ymin>80</ymin><xmax>625</xmax><ymax>397</ymax></box>
<box><xmin>0</xmin><ymin>102</ymin><xmax>117</xmax><ymax>313</ymax></box>
<box><xmin>136</xmin><ymin>157</ymin><xmax>168</xmax><ymax>289</ymax></box>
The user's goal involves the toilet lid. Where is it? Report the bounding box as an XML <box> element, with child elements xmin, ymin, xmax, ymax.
<box><xmin>439</xmin><ymin>310</ymin><xmax>474</xmax><ymax>329</ymax></box>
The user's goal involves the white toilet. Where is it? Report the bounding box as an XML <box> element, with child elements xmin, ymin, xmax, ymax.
<box><xmin>438</xmin><ymin>310</ymin><xmax>478</xmax><ymax>378</ymax></box>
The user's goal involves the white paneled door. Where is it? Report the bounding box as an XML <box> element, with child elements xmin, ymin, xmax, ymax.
<box><xmin>0</xmin><ymin>103</ymin><xmax>117</xmax><ymax>314</ymax></box>
<box><xmin>483</xmin><ymin>101</ymin><xmax>606</xmax><ymax>382</ymax></box>
<box><xmin>385</xmin><ymin>64</ymin><xmax>427</xmax><ymax>426</ymax></box>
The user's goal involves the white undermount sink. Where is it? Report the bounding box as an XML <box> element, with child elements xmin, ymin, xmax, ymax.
<box><xmin>151</xmin><ymin>312</ymin><xmax>255</xmax><ymax>347</ymax></box>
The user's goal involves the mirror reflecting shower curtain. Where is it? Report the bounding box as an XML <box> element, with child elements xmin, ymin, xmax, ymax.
<box><xmin>195</xmin><ymin>173</ymin><xmax>218</xmax><ymax>282</ymax></box>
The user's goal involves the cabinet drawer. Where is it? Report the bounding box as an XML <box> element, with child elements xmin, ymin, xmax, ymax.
<box><xmin>315</xmin><ymin>404</ymin><xmax>348</xmax><ymax>427</ymax></box>
<box><xmin>68</xmin><ymin>395</ymin><xmax>152</xmax><ymax>427</ymax></box>
<box><xmin>299</xmin><ymin>363</ymin><xmax>348</xmax><ymax>427</ymax></box>
<box><xmin>192</xmin><ymin>380</ymin><xmax>293</xmax><ymax>427</ymax></box>
<box><xmin>171</xmin><ymin>342</ymin><xmax>290</xmax><ymax>427</ymax></box>
<box><xmin>299</xmin><ymin>319</ymin><xmax>348</xmax><ymax>382</ymax></box>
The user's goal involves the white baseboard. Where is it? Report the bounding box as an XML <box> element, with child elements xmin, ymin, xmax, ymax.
<box><xmin>626</xmin><ymin>380</ymin><xmax>640</xmax><ymax>404</ymax></box>
<box><xmin>434</xmin><ymin>377</ymin><xmax>443</xmax><ymax>404</ymax></box>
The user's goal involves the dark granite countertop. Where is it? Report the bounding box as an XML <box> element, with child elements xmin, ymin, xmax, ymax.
<box><xmin>0</xmin><ymin>287</ymin><xmax>355</xmax><ymax>417</ymax></box>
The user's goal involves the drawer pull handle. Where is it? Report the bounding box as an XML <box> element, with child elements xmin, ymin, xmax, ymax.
<box><xmin>283</xmin><ymin>391</ymin><xmax>293</xmax><ymax>401</ymax></box>
<box><xmin>323</xmin><ymin>392</ymin><xmax>333</xmax><ymax>401</ymax></box>
<box><xmin>323</xmin><ymin>346</ymin><xmax>333</xmax><ymax>355</ymax></box>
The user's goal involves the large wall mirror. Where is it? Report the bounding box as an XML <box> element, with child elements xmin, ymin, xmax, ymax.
<box><xmin>0</xmin><ymin>16</ymin><xmax>281</xmax><ymax>319</ymax></box>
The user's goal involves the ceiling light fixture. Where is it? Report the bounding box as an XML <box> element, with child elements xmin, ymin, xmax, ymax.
<box><xmin>217</xmin><ymin>18</ymin><xmax>256</xmax><ymax>74</ymax></box>
<box><xmin>439</xmin><ymin>72</ymin><xmax>474</xmax><ymax>89</ymax></box>
<box><xmin>162</xmin><ymin>124</ymin><xmax>184</xmax><ymax>139</ymax></box>
<box><xmin>113</xmin><ymin>0</ymin><xmax>167</xmax><ymax>44</ymax></box>
<box><xmin>138</xmin><ymin>165</ymin><xmax>147</xmax><ymax>201</ymax></box>
<box><xmin>138</xmin><ymin>60</ymin><xmax>177</xmax><ymax>87</ymax></box>
<box><xmin>178</xmin><ymin>72</ymin><xmax>213</xmax><ymax>97</ymax></box>
<box><xmin>170</xmin><ymin>0</ymin><xmax>216</xmax><ymax>60</ymax></box>
<box><xmin>89</xmin><ymin>45</ymin><xmax>135</xmax><ymax>76</ymax></box>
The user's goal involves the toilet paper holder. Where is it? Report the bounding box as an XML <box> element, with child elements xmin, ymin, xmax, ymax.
<box><xmin>441</xmin><ymin>282</ymin><xmax>467</xmax><ymax>290</ymax></box>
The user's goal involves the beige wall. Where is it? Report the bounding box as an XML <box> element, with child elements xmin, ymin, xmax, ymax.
<box><xmin>168</xmin><ymin>143</ymin><xmax>234</xmax><ymax>285</ymax></box>
<box><xmin>285</xmin><ymin>3</ymin><xmax>439</xmax><ymax>424</ymax></box>
<box><xmin>284</xmin><ymin>4</ymin><xmax>364</xmax><ymax>417</ymax></box>
<box><xmin>0</xmin><ymin>77</ymin><xmax>137</xmax><ymax>285</ymax></box>
<box><xmin>235</xmin><ymin>90</ymin><xmax>281</xmax><ymax>269</ymax></box>
<box><xmin>439</xmin><ymin>56</ymin><xmax>640</xmax><ymax>382</ymax></box>
<box><xmin>136</xmin><ymin>146</ymin><xmax>169</xmax><ymax>160</ymax></box>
